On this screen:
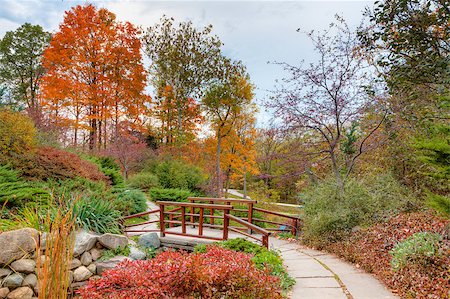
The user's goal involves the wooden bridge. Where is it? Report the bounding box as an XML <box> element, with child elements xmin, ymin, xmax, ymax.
<box><xmin>120</xmin><ymin>197</ymin><xmax>301</xmax><ymax>248</ymax></box>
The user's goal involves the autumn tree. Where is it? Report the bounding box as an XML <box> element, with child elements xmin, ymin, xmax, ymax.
<box><xmin>106</xmin><ymin>121</ymin><xmax>148</xmax><ymax>179</ymax></box>
<box><xmin>143</xmin><ymin>16</ymin><xmax>223</xmax><ymax>144</ymax></box>
<box><xmin>222</xmin><ymin>106</ymin><xmax>258</xmax><ymax>197</ymax></box>
<box><xmin>360</xmin><ymin>0</ymin><xmax>450</xmax><ymax>194</ymax></box>
<box><xmin>154</xmin><ymin>85</ymin><xmax>203</xmax><ymax>144</ymax></box>
<box><xmin>203</xmin><ymin>61</ymin><xmax>254</xmax><ymax>196</ymax></box>
<box><xmin>269</xmin><ymin>17</ymin><xmax>386</xmax><ymax>194</ymax></box>
<box><xmin>40</xmin><ymin>4</ymin><xmax>149</xmax><ymax>149</ymax></box>
<box><xmin>0</xmin><ymin>23</ymin><xmax>51</xmax><ymax>113</ymax></box>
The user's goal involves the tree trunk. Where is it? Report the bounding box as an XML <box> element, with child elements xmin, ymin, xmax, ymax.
<box><xmin>216</xmin><ymin>132</ymin><xmax>222</xmax><ymax>197</ymax></box>
<box><xmin>243</xmin><ymin>166</ymin><xmax>247</xmax><ymax>199</ymax></box>
<box><xmin>330</xmin><ymin>150</ymin><xmax>344</xmax><ymax>196</ymax></box>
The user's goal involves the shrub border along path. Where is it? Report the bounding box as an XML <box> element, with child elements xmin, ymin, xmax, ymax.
<box><xmin>128</xmin><ymin>201</ymin><xmax>398</xmax><ymax>298</ymax></box>
<box><xmin>270</xmin><ymin>238</ymin><xmax>398</xmax><ymax>299</ymax></box>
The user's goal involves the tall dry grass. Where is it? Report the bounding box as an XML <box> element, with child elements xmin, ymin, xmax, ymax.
<box><xmin>36</xmin><ymin>202</ymin><xmax>76</xmax><ymax>299</ymax></box>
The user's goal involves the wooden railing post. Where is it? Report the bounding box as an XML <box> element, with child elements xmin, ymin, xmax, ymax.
<box><xmin>248</xmin><ymin>202</ymin><xmax>253</xmax><ymax>234</ymax></box>
<box><xmin>159</xmin><ymin>204</ymin><xmax>165</xmax><ymax>237</ymax></box>
<box><xmin>210</xmin><ymin>200</ymin><xmax>214</xmax><ymax>226</ymax></box>
<box><xmin>190</xmin><ymin>198</ymin><xmax>195</xmax><ymax>228</ymax></box>
<box><xmin>199</xmin><ymin>208</ymin><xmax>204</xmax><ymax>236</ymax></box>
<box><xmin>262</xmin><ymin>234</ymin><xmax>269</xmax><ymax>248</ymax></box>
<box><xmin>223</xmin><ymin>210</ymin><xmax>229</xmax><ymax>240</ymax></box>
<box><xmin>181</xmin><ymin>207</ymin><xmax>186</xmax><ymax>234</ymax></box>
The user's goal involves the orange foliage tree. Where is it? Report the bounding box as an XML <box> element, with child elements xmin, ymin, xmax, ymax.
<box><xmin>154</xmin><ymin>85</ymin><xmax>203</xmax><ymax>144</ymax></box>
<box><xmin>40</xmin><ymin>4</ymin><xmax>150</xmax><ymax>149</ymax></box>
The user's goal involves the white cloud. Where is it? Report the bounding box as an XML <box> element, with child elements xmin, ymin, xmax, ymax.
<box><xmin>0</xmin><ymin>0</ymin><xmax>374</xmax><ymax>126</ymax></box>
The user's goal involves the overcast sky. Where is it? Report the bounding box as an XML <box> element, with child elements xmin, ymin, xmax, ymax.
<box><xmin>0</xmin><ymin>0</ymin><xmax>374</xmax><ymax>126</ymax></box>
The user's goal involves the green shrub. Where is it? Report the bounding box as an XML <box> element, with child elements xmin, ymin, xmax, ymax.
<box><xmin>390</xmin><ymin>232</ymin><xmax>444</xmax><ymax>270</ymax></box>
<box><xmin>301</xmin><ymin>175</ymin><xmax>418</xmax><ymax>246</ymax></box>
<box><xmin>100</xmin><ymin>245</ymin><xmax>131</xmax><ymax>261</ymax></box>
<box><xmin>195</xmin><ymin>238</ymin><xmax>295</xmax><ymax>291</ymax></box>
<box><xmin>114</xmin><ymin>189</ymin><xmax>147</xmax><ymax>216</ymax></box>
<box><xmin>0</xmin><ymin>165</ymin><xmax>50</xmax><ymax>206</ymax></box>
<box><xmin>127</xmin><ymin>172</ymin><xmax>159</xmax><ymax>191</ymax></box>
<box><xmin>71</xmin><ymin>196</ymin><xmax>121</xmax><ymax>234</ymax></box>
<box><xmin>147</xmin><ymin>159</ymin><xmax>205</xmax><ymax>191</ymax></box>
<box><xmin>89</xmin><ymin>156</ymin><xmax>124</xmax><ymax>187</ymax></box>
<box><xmin>426</xmin><ymin>192</ymin><xmax>450</xmax><ymax>218</ymax></box>
<box><xmin>149</xmin><ymin>188</ymin><xmax>193</xmax><ymax>202</ymax></box>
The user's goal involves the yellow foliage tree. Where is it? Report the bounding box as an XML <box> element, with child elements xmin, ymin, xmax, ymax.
<box><xmin>0</xmin><ymin>109</ymin><xmax>36</xmax><ymax>156</ymax></box>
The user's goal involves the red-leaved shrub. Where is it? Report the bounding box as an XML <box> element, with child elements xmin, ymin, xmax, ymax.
<box><xmin>79</xmin><ymin>246</ymin><xmax>282</xmax><ymax>299</ymax></box>
<box><xmin>14</xmin><ymin>147</ymin><xmax>107</xmax><ymax>182</ymax></box>
<box><xmin>325</xmin><ymin>212</ymin><xmax>449</xmax><ymax>299</ymax></box>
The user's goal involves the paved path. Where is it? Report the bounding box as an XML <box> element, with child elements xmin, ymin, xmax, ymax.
<box><xmin>126</xmin><ymin>202</ymin><xmax>398</xmax><ymax>299</ymax></box>
<box><xmin>271</xmin><ymin>238</ymin><xmax>398</xmax><ymax>299</ymax></box>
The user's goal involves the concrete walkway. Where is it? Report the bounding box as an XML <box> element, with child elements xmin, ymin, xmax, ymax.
<box><xmin>271</xmin><ymin>238</ymin><xmax>398</xmax><ymax>299</ymax></box>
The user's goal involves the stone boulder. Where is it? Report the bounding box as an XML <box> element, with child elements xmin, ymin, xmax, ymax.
<box><xmin>0</xmin><ymin>287</ymin><xmax>9</xmax><ymax>299</ymax></box>
<box><xmin>98</xmin><ymin>234</ymin><xmax>128</xmax><ymax>250</ymax></box>
<box><xmin>80</xmin><ymin>252</ymin><xmax>92</xmax><ymax>266</ymax></box>
<box><xmin>95</xmin><ymin>256</ymin><xmax>131</xmax><ymax>275</ymax></box>
<box><xmin>3</xmin><ymin>274</ymin><xmax>24</xmax><ymax>288</ymax></box>
<box><xmin>73</xmin><ymin>230</ymin><xmax>98</xmax><ymax>257</ymax></box>
<box><xmin>138</xmin><ymin>233</ymin><xmax>160</xmax><ymax>249</ymax></box>
<box><xmin>89</xmin><ymin>248</ymin><xmax>103</xmax><ymax>261</ymax></box>
<box><xmin>0</xmin><ymin>228</ymin><xmax>38</xmax><ymax>265</ymax></box>
<box><xmin>7</xmin><ymin>287</ymin><xmax>33</xmax><ymax>299</ymax></box>
<box><xmin>69</xmin><ymin>259</ymin><xmax>81</xmax><ymax>270</ymax></box>
<box><xmin>73</xmin><ymin>266</ymin><xmax>93</xmax><ymax>282</ymax></box>
<box><xmin>22</xmin><ymin>274</ymin><xmax>37</xmax><ymax>288</ymax></box>
<box><xmin>10</xmin><ymin>259</ymin><xmax>35</xmax><ymax>274</ymax></box>
<box><xmin>0</xmin><ymin>268</ymin><xmax>12</xmax><ymax>278</ymax></box>
<box><xmin>129</xmin><ymin>246</ymin><xmax>146</xmax><ymax>260</ymax></box>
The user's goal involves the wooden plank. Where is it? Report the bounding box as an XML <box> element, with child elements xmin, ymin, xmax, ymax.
<box><xmin>188</xmin><ymin>197</ymin><xmax>257</xmax><ymax>204</ymax></box>
<box><xmin>226</xmin><ymin>214</ymin><xmax>271</xmax><ymax>236</ymax></box>
<box><xmin>121</xmin><ymin>209</ymin><xmax>160</xmax><ymax>220</ymax></box>
<box><xmin>125</xmin><ymin>219</ymin><xmax>159</xmax><ymax>228</ymax></box>
<box><xmin>253</xmin><ymin>207</ymin><xmax>300</xmax><ymax>220</ymax></box>
<box><xmin>228</xmin><ymin>227</ymin><xmax>261</xmax><ymax>242</ymax></box>
<box><xmin>164</xmin><ymin>231</ymin><xmax>223</xmax><ymax>241</ymax></box>
<box><xmin>156</xmin><ymin>201</ymin><xmax>234</xmax><ymax>210</ymax></box>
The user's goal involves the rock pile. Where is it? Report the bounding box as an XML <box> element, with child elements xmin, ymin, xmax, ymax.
<box><xmin>0</xmin><ymin>229</ymin><xmax>158</xmax><ymax>298</ymax></box>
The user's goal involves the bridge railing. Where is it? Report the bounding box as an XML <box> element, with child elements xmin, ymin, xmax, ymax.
<box><xmin>121</xmin><ymin>197</ymin><xmax>301</xmax><ymax>248</ymax></box>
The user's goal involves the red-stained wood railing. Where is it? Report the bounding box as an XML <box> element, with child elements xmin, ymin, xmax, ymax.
<box><xmin>157</xmin><ymin>201</ymin><xmax>234</xmax><ymax>241</ymax></box>
<box><xmin>121</xmin><ymin>197</ymin><xmax>301</xmax><ymax>247</ymax></box>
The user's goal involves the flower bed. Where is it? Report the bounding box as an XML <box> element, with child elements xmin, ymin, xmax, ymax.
<box><xmin>79</xmin><ymin>246</ymin><xmax>283</xmax><ymax>299</ymax></box>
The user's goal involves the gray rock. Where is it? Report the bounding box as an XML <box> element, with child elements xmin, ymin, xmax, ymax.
<box><xmin>39</xmin><ymin>232</ymin><xmax>47</xmax><ymax>249</ymax></box>
<box><xmin>73</xmin><ymin>230</ymin><xmax>98</xmax><ymax>257</ymax></box>
<box><xmin>98</xmin><ymin>234</ymin><xmax>128</xmax><ymax>250</ymax></box>
<box><xmin>80</xmin><ymin>252</ymin><xmax>92</xmax><ymax>266</ymax></box>
<box><xmin>68</xmin><ymin>271</ymin><xmax>74</xmax><ymax>285</ymax></box>
<box><xmin>10</xmin><ymin>259</ymin><xmax>35</xmax><ymax>274</ymax></box>
<box><xmin>0</xmin><ymin>269</ymin><xmax>12</xmax><ymax>278</ymax></box>
<box><xmin>69</xmin><ymin>259</ymin><xmax>81</xmax><ymax>270</ymax></box>
<box><xmin>73</xmin><ymin>266</ymin><xmax>92</xmax><ymax>282</ymax></box>
<box><xmin>89</xmin><ymin>248</ymin><xmax>102</xmax><ymax>261</ymax></box>
<box><xmin>0</xmin><ymin>228</ymin><xmax>38</xmax><ymax>265</ymax></box>
<box><xmin>21</xmin><ymin>274</ymin><xmax>37</xmax><ymax>288</ymax></box>
<box><xmin>3</xmin><ymin>274</ymin><xmax>24</xmax><ymax>288</ymax></box>
<box><xmin>138</xmin><ymin>233</ymin><xmax>160</xmax><ymax>249</ymax></box>
<box><xmin>128</xmin><ymin>246</ymin><xmax>146</xmax><ymax>260</ymax></box>
<box><xmin>95</xmin><ymin>256</ymin><xmax>131</xmax><ymax>275</ymax></box>
<box><xmin>87</xmin><ymin>263</ymin><xmax>96</xmax><ymax>274</ymax></box>
<box><xmin>70</xmin><ymin>281</ymin><xmax>87</xmax><ymax>290</ymax></box>
<box><xmin>0</xmin><ymin>287</ymin><xmax>9</xmax><ymax>299</ymax></box>
<box><xmin>7</xmin><ymin>287</ymin><xmax>33</xmax><ymax>299</ymax></box>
